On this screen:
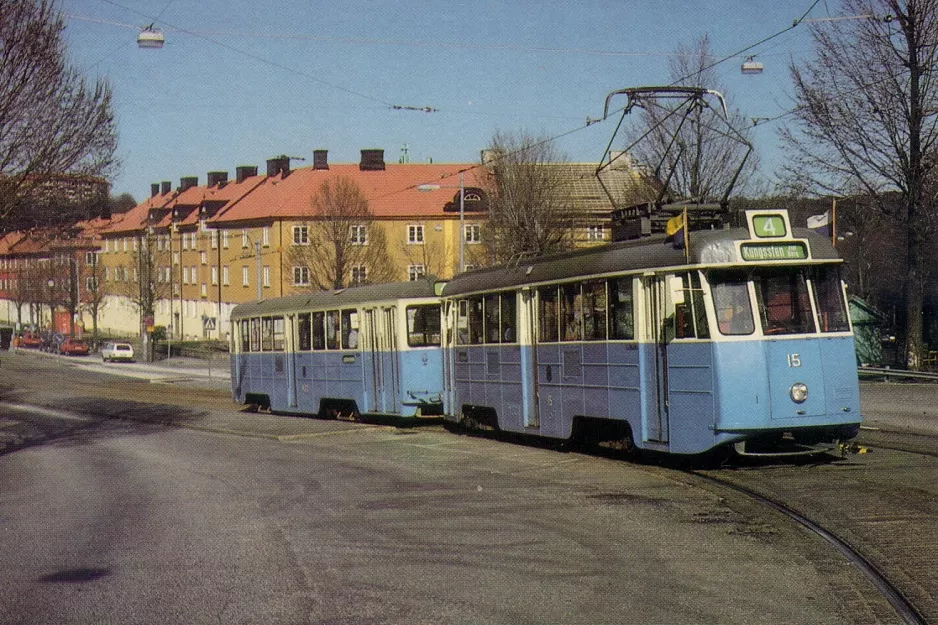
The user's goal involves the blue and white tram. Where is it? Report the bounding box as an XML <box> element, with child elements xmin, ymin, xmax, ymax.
<box><xmin>440</xmin><ymin>210</ymin><xmax>862</xmax><ymax>455</ymax></box>
<box><xmin>230</xmin><ymin>280</ymin><xmax>445</xmax><ymax>418</ymax></box>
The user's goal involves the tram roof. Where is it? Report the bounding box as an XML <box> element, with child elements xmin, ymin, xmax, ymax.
<box><xmin>442</xmin><ymin>227</ymin><xmax>840</xmax><ymax>296</ymax></box>
<box><xmin>230</xmin><ymin>278</ymin><xmax>442</xmax><ymax>319</ymax></box>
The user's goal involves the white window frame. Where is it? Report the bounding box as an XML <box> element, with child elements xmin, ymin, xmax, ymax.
<box><xmin>408</xmin><ymin>264</ymin><xmax>426</xmax><ymax>281</ymax></box>
<box><xmin>222</xmin><ymin>265</ymin><xmax>230</xmax><ymax>286</ymax></box>
<box><xmin>262</xmin><ymin>226</ymin><xmax>270</xmax><ymax>247</ymax></box>
<box><xmin>262</xmin><ymin>265</ymin><xmax>270</xmax><ymax>288</ymax></box>
<box><xmin>349</xmin><ymin>224</ymin><xmax>367</xmax><ymax>245</ymax></box>
<box><xmin>351</xmin><ymin>264</ymin><xmax>367</xmax><ymax>285</ymax></box>
<box><xmin>292</xmin><ymin>266</ymin><xmax>310</xmax><ymax>286</ymax></box>
<box><xmin>293</xmin><ymin>225</ymin><xmax>310</xmax><ymax>246</ymax></box>
<box><xmin>407</xmin><ymin>224</ymin><xmax>424</xmax><ymax>245</ymax></box>
<box><xmin>242</xmin><ymin>266</ymin><xmax>249</xmax><ymax>286</ymax></box>
<box><xmin>464</xmin><ymin>223</ymin><xmax>481</xmax><ymax>244</ymax></box>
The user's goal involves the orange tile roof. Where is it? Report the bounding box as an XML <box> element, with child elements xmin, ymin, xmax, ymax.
<box><xmin>208</xmin><ymin>163</ymin><xmax>482</xmax><ymax>225</ymax></box>
<box><xmin>101</xmin><ymin>190</ymin><xmax>175</xmax><ymax>235</ymax></box>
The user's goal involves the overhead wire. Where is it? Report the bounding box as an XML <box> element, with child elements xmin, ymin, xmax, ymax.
<box><xmin>91</xmin><ymin>0</ymin><xmax>438</xmax><ymax>113</ymax></box>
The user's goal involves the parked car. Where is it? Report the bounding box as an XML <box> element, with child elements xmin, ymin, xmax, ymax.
<box><xmin>101</xmin><ymin>341</ymin><xmax>135</xmax><ymax>362</ymax></box>
<box><xmin>58</xmin><ymin>338</ymin><xmax>89</xmax><ymax>356</ymax></box>
<box><xmin>18</xmin><ymin>332</ymin><xmax>42</xmax><ymax>349</ymax></box>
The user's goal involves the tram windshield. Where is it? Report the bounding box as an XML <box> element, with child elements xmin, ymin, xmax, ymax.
<box><xmin>707</xmin><ymin>265</ymin><xmax>849</xmax><ymax>336</ymax></box>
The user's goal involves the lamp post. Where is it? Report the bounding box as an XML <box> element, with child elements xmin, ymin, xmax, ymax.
<box><xmin>418</xmin><ymin>171</ymin><xmax>466</xmax><ymax>273</ymax></box>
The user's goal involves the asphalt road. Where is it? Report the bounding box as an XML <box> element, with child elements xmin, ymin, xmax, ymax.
<box><xmin>0</xmin><ymin>350</ymin><xmax>931</xmax><ymax>624</ymax></box>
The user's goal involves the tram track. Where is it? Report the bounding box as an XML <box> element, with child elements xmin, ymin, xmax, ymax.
<box><xmin>688</xmin><ymin>470</ymin><xmax>927</xmax><ymax>625</ymax></box>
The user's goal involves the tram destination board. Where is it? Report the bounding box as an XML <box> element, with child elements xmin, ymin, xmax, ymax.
<box><xmin>740</xmin><ymin>242</ymin><xmax>808</xmax><ymax>261</ymax></box>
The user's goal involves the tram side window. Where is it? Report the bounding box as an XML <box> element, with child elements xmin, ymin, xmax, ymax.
<box><xmin>312</xmin><ymin>311</ymin><xmax>326</xmax><ymax>350</ymax></box>
<box><xmin>407</xmin><ymin>305</ymin><xmax>442</xmax><ymax>346</ymax></box>
<box><xmin>691</xmin><ymin>272</ymin><xmax>711</xmax><ymax>339</ymax></box>
<box><xmin>468</xmin><ymin>297</ymin><xmax>484</xmax><ymax>344</ymax></box>
<box><xmin>325</xmin><ymin>310</ymin><xmax>340</xmax><ymax>349</ymax></box>
<box><xmin>583</xmin><ymin>280</ymin><xmax>607</xmax><ymax>341</ymax></box>
<box><xmin>240</xmin><ymin>319</ymin><xmax>251</xmax><ymax>353</ymax></box>
<box><xmin>341</xmin><ymin>309</ymin><xmax>358</xmax><ymax>349</ymax></box>
<box><xmin>561</xmin><ymin>284</ymin><xmax>582</xmax><ymax>341</ymax></box>
<box><xmin>298</xmin><ymin>313</ymin><xmax>312</xmax><ymax>351</ymax></box>
<box><xmin>261</xmin><ymin>317</ymin><xmax>274</xmax><ymax>351</ymax></box>
<box><xmin>272</xmin><ymin>316</ymin><xmax>285</xmax><ymax>351</ymax></box>
<box><xmin>673</xmin><ymin>274</ymin><xmax>695</xmax><ymax>339</ymax></box>
<box><xmin>500</xmin><ymin>292</ymin><xmax>516</xmax><ymax>343</ymax></box>
<box><xmin>250</xmin><ymin>318</ymin><xmax>261</xmax><ymax>352</ymax></box>
<box><xmin>810</xmin><ymin>267</ymin><xmax>850</xmax><ymax>332</ymax></box>
<box><xmin>484</xmin><ymin>294</ymin><xmax>500</xmax><ymax>343</ymax></box>
<box><xmin>608</xmin><ymin>278</ymin><xmax>634</xmax><ymax>340</ymax></box>
<box><xmin>754</xmin><ymin>269</ymin><xmax>814</xmax><ymax>335</ymax></box>
<box><xmin>538</xmin><ymin>287</ymin><xmax>559</xmax><ymax>342</ymax></box>
<box><xmin>456</xmin><ymin>300</ymin><xmax>470</xmax><ymax>345</ymax></box>
<box><xmin>710</xmin><ymin>272</ymin><xmax>755</xmax><ymax>335</ymax></box>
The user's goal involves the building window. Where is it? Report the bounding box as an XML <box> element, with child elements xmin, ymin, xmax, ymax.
<box><xmin>211</xmin><ymin>230</ymin><xmax>218</xmax><ymax>249</ymax></box>
<box><xmin>464</xmin><ymin>224</ymin><xmax>481</xmax><ymax>244</ymax></box>
<box><xmin>408</xmin><ymin>264</ymin><xmax>425</xmax><ymax>281</ymax></box>
<box><xmin>407</xmin><ymin>224</ymin><xmax>424</xmax><ymax>244</ymax></box>
<box><xmin>172</xmin><ymin>252</ymin><xmax>179</xmax><ymax>265</ymax></box>
<box><xmin>262</xmin><ymin>227</ymin><xmax>270</xmax><ymax>247</ymax></box>
<box><xmin>351</xmin><ymin>264</ymin><xmax>367</xmax><ymax>284</ymax></box>
<box><xmin>263</xmin><ymin>265</ymin><xmax>270</xmax><ymax>288</ymax></box>
<box><xmin>122</xmin><ymin>238</ymin><xmax>128</xmax><ymax>252</ymax></box>
<box><xmin>200</xmin><ymin>251</ymin><xmax>207</xmax><ymax>265</ymax></box>
<box><xmin>211</xmin><ymin>266</ymin><xmax>218</xmax><ymax>285</ymax></box>
<box><xmin>222</xmin><ymin>265</ymin><xmax>229</xmax><ymax>286</ymax></box>
<box><xmin>242</xmin><ymin>266</ymin><xmax>249</xmax><ymax>286</ymax></box>
<box><xmin>587</xmin><ymin>225</ymin><xmax>605</xmax><ymax>241</ymax></box>
<box><xmin>191</xmin><ymin>266</ymin><xmax>197</xmax><ymax>283</ymax></box>
<box><xmin>201</xmin><ymin>283</ymin><xmax>207</xmax><ymax>298</ymax></box>
<box><xmin>293</xmin><ymin>266</ymin><xmax>310</xmax><ymax>286</ymax></box>
<box><xmin>349</xmin><ymin>225</ymin><xmax>367</xmax><ymax>245</ymax></box>
<box><xmin>293</xmin><ymin>226</ymin><xmax>309</xmax><ymax>245</ymax></box>
<box><xmin>85</xmin><ymin>252</ymin><xmax>96</xmax><ymax>264</ymax></box>
<box><xmin>105</xmin><ymin>239</ymin><xmax>110</xmax><ymax>252</ymax></box>
<box><xmin>222</xmin><ymin>231</ymin><xmax>229</xmax><ymax>249</ymax></box>
<box><xmin>182</xmin><ymin>267</ymin><xmax>188</xmax><ymax>284</ymax></box>
<box><xmin>241</xmin><ymin>229</ymin><xmax>248</xmax><ymax>249</ymax></box>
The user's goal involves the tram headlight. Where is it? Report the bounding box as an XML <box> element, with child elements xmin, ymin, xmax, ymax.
<box><xmin>789</xmin><ymin>382</ymin><xmax>808</xmax><ymax>404</ymax></box>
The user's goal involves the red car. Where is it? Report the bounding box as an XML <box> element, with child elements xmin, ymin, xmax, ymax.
<box><xmin>18</xmin><ymin>333</ymin><xmax>42</xmax><ymax>349</ymax></box>
<box><xmin>58</xmin><ymin>338</ymin><xmax>89</xmax><ymax>356</ymax></box>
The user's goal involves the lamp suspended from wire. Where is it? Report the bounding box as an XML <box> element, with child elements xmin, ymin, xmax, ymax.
<box><xmin>137</xmin><ymin>24</ymin><xmax>165</xmax><ymax>49</ymax></box>
<box><xmin>741</xmin><ymin>55</ymin><xmax>763</xmax><ymax>75</ymax></box>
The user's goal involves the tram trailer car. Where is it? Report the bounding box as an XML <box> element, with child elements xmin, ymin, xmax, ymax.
<box><xmin>230</xmin><ymin>280</ymin><xmax>445</xmax><ymax>418</ymax></box>
<box><xmin>440</xmin><ymin>210</ymin><xmax>862</xmax><ymax>455</ymax></box>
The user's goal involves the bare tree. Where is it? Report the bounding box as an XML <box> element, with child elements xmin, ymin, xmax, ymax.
<box><xmin>0</xmin><ymin>0</ymin><xmax>117</xmax><ymax>233</ymax></box>
<box><xmin>627</xmin><ymin>36</ymin><xmax>758</xmax><ymax>202</ymax></box>
<box><xmin>482</xmin><ymin>130</ymin><xmax>575</xmax><ymax>263</ymax></box>
<box><xmin>82</xmin><ymin>250</ymin><xmax>108</xmax><ymax>342</ymax></box>
<box><xmin>115</xmin><ymin>229</ymin><xmax>169</xmax><ymax>360</ymax></box>
<box><xmin>287</xmin><ymin>177</ymin><xmax>395</xmax><ymax>290</ymax></box>
<box><xmin>780</xmin><ymin>0</ymin><xmax>938</xmax><ymax>369</ymax></box>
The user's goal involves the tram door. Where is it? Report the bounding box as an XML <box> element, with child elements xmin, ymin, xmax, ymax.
<box><xmin>382</xmin><ymin>307</ymin><xmax>401</xmax><ymax>413</ymax></box>
<box><xmin>643</xmin><ymin>276</ymin><xmax>673</xmax><ymax>443</ymax></box>
<box><xmin>520</xmin><ymin>288</ymin><xmax>539</xmax><ymax>428</ymax></box>
<box><xmin>363</xmin><ymin>309</ymin><xmax>381</xmax><ymax>412</ymax></box>
<box><xmin>363</xmin><ymin>307</ymin><xmax>401</xmax><ymax>413</ymax></box>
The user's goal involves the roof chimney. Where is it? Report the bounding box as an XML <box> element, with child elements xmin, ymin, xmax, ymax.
<box><xmin>161</xmin><ymin>180</ymin><xmax>171</xmax><ymax>195</ymax></box>
<box><xmin>313</xmin><ymin>149</ymin><xmax>329</xmax><ymax>170</ymax></box>
<box><xmin>151</xmin><ymin>183</ymin><xmax>160</xmax><ymax>197</ymax></box>
<box><xmin>264</xmin><ymin>156</ymin><xmax>292</xmax><ymax>178</ymax></box>
<box><xmin>207</xmin><ymin>171</ymin><xmax>229</xmax><ymax>187</ymax></box>
<box><xmin>235</xmin><ymin>165</ymin><xmax>258</xmax><ymax>184</ymax></box>
<box><xmin>359</xmin><ymin>148</ymin><xmax>385</xmax><ymax>171</ymax></box>
<box><xmin>180</xmin><ymin>176</ymin><xmax>198</xmax><ymax>191</ymax></box>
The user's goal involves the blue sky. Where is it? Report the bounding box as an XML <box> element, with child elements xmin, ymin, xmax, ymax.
<box><xmin>59</xmin><ymin>0</ymin><xmax>833</xmax><ymax>200</ymax></box>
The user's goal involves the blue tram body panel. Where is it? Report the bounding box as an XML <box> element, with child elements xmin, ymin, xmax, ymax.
<box><xmin>711</xmin><ymin>336</ymin><xmax>861</xmax><ymax>435</ymax></box>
